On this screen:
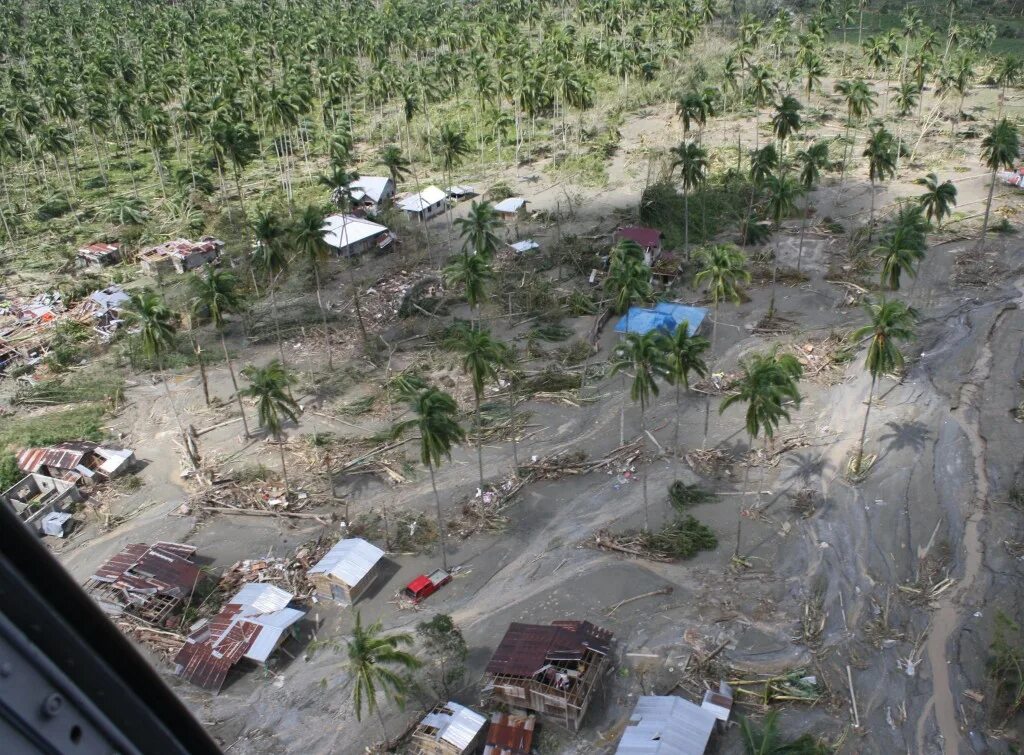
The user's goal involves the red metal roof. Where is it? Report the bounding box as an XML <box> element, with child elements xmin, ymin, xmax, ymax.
<box><xmin>483</xmin><ymin>712</ymin><xmax>535</xmax><ymax>755</ymax></box>
<box><xmin>614</xmin><ymin>226</ymin><xmax>663</xmax><ymax>249</ymax></box>
<box><xmin>485</xmin><ymin>621</ymin><xmax>613</xmax><ymax>677</ymax></box>
<box><xmin>17</xmin><ymin>442</ymin><xmax>99</xmax><ymax>475</ymax></box>
<box><xmin>174</xmin><ymin>604</ymin><xmax>262</xmax><ymax>692</ymax></box>
<box><xmin>92</xmin><ymin>542</ymin><xmax>200</xmax><ymax>598</ymax></box>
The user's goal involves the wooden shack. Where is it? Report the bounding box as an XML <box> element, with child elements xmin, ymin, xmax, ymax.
<box><xmin>409</xmin><ymin>701</ymin><xmax>488</xmax><ymax>755</ymax></box>
<box><xmin>307</xmin><ymin>537</ymin><xmax>386</xmax><ymax>604</ymax></box>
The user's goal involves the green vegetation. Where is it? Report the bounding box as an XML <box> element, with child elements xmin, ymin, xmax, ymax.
<box><xmin>0</xmin><ymin>405</ymin><xmax>106</xmax><ymax>451</ymax></box>
<box><xmin>990</xmin><ymin>611</ymin><xmax>1024</xmax><ymax>722</ymax></box>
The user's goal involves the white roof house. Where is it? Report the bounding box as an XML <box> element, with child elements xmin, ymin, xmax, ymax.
<box><xmin>509</xmin><ymin>240</ymin><xmax>539</xmax><ymax>254</ymax></box>
<box><xmin>321</xmin><ymin>215</ymin><xmax>393</xmax><ymax>253</ymax></box>
<box><xmin>230</xmin><ymin>584</ymin><xmax>306</xmax><ymax>663</ymax></box>
<box><xmin>349</xmin><ymin>176</ymin><xmax>394</xmax><ymax>204</ymax></box>
<box><xmin>87</xmin><ymin>286</ymin><xmax>130</xmax><ymax>314</ymax></box>
<box><xmin>398</xmin><ymin>185</ymin><xmax>448</xmax><ymax>213</ymax></box>
<box><xmin>615</xmin><ymin>695</ymin><xmax>724</xmax><ymax>755</ymax></box>
<box><xmin>493</xmin><ymin>197</ymin><xmax>527</xmax><ymax>214</ymax></box>
<box><xmin>412</xmin><ymin>702</ymin><xmax>488</xmax><ymax>754</ymax></box>
<box><xmin>308</xmin><ymin>537</ymin><xmax>385</xmax><ymax>589</ymax></box>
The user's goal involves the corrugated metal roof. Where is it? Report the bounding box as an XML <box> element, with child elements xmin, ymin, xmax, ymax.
<box><xmin>614</xmin><ymin>226</ymin><xmax>663</xmax><ymax>249</ymax></box>
<box><xmin>483</xmin><ymin>712</ymin><xmax>535</xmax><ymax>755</ymax></box>
<box><xmin>233</xmin><ymin>583</ymin><xmax>293</xmax><ymax>613</ymax></box>
<box><xmin>17</xmin><ymin>442</ymin><xmax>98</xmax><ymax>475</ymax></box>
<box><xmin>308</xmin><ymin>538</ymin><xmax>384</xmax><ymax>587</ymax></box>
<box><xmin>321</xmin><ymin>215</ymin><xmax>391</xmax><ymax>250</ymax></box>
<box><xmin>417</xmin><ymin>702</ymin><xmax>487</xmax><ymax>751</ymax></box>
<box><xmin>614</xmin><ymin>696</ymin><xmax>716</xmax><ymax>755</ymax></box>
<box><xmin>91</xmin><ymin>541</ymin><xmax>200</xmax><ymax>598</ymax></box>
<box><xmin>486</xmin><ymin>621</ymin><xmax>612</xmax><ymax>677</ymax></box>
<box><xmin>509</xmin><ymin>240</ymin><xmax>539</xmax><ymax>253</ymax></box>
<box><xmin>398</xmin><ymin>185</ymin><xmax>448</xmax><ymax>212</ymax></box>
<box><xmin>493</xmin><ymin>197</ymin><xmax>526</xmax><ymax>213</ymax></box>
<box><xmin>349</xmin><ymin>176</ymin><xmax>393</xmax><ymax>203</ymax></box>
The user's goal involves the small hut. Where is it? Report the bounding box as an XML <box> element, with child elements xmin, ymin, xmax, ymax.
<box><xmin>307</xmin><ymin>537</ymin><xmax>386</xmax><ymax>604</ymax></box>
<box><xmin>409</xmin><ymin>701</ymin><xmax>488</xmax><ymax>755</ymax></box>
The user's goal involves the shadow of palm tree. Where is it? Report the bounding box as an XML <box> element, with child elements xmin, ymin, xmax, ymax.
<box><xmin>877</xmin><ymin>420</ymin><xmax>931</xmax><ymax>464</ymax></box>
<box><xmin>783</xmin><ymin>451</ymin><xmax>833</xmax><ymax>484</ymax></box>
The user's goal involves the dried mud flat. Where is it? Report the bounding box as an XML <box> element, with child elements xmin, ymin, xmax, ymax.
<box><xmin>40</xmin><ymin>98</ymin><xmax>1024</xmax><ymax>754</ymax></box>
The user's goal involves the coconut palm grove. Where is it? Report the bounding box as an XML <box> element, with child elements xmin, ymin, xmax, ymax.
<box><xmin>2</xmin><ymin>0</ymin><xmax>1024</xmax><ymax>752</ymax></box>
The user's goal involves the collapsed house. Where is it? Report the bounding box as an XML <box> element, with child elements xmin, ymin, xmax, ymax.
<box><xmin>85</xmin><ymin>542</ymin><xmax>202</xmax><ymax>624</ymax></box>
<box><xmin>614</xmin><ymin>302</ymin><xmax>708</xmax><ymax>338</ymax></box>
<box><xmin>139</xmin><ymin>237</ymin><xmax>223</xmax><ymax>276</ymax></box>
<box><xmin>307</xmin><ymin>537</ymin><xmax>386</xmax><ymax>605</ymax></box>
<box><xmin>17</xmin><ymin>441</ymin><xmax>135</xmax><ymax>484</ymax></box>
<box><xmin>409</xmin><ymin>701</ymin><xmax>488</xmax><ymax>755</ymax></box>
<box><xmin>398</xmin><ymin>186</ymin><xmax>448</xmax><ymax>221</ymax></box>
<box><xmin>173</xmin><ymin>583</ymin><xmax>306</xmax><ymax>693</ymax></box>
<box><xmin>76</xmin><ymin>242</ymin><xmax>122</xmax><ymax>268</ymax></box>
<box><xmin>481</xmin><ymin>620</ymin><xmax>613</xmax><ymax>732</ymax></box>
<box><xmin>482</xmin><ymin>712</ymin><xmax>536</xmax><ymax>755</ymax></box>
<box><xmin>1</xmin><ymin>473</ymin><xmax>81</xmax><ymax>536</ymax></box>
<box><xmin>348</xmin><ymin>176</ymin><xmax>396</xmax><ymax>213</ymax></box>
<box><xmin>614</xmin><ymin>686</ymin><xmax>733</xmax><ymax>755</ymax></box>
<box><xmin>321</xmin><ymin>214</ymin><xmax>396</xmax><ymax>257</ymax></box>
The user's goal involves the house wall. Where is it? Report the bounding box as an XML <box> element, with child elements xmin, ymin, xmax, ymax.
<box><xmin>2</xmin><ymin>474</ymin><xmax>81</xmax><ymax>533</ymax></box>
<box><xmin>408</xmin><ymin>200</ymin><xmax>445</xmax><ymax>221</ymax></box>
<box><xmin>312</xmin><ymin>560</ymin><xmax>383</xmax><ymax>605</ymax></box>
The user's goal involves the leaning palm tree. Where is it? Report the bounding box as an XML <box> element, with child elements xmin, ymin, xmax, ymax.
<box><xmin>694</xmin><ymin>243</ymin><xmax>750</xmax><ymax>445</ymax></box>
<box><xmin>452</xmin><ymin>328</ymin><xmax>509</xmax><ymax>490</ymax></box>
<box><xmin>794</xmin><ymin>140</ymin><xmax>830</xmax><ymax>272</ymax></box>
<box><xmin>239</xmin><ymin>360</ymin><xmax>300</xmax><ymax>490</ymax></box>
<box><xmin>915</xmin><ymin>173</ymin><xmax>958</xmax><ymax>229</ymax></box>
<box><xmin>392</xmin><ymin>388</ymin><xmax>465</xmax><ymax>570</ymax></box>
<box><xmin>453</xmin><ymin>200</ymin><xmax>501</xmax><ymax>258</ymax></box>
<box><xmin>875</xmin><ymin>222</ymin><xmax>925</xmax><ymax>291</ymax></box>
<box><xmin>664</xmin><ymin>323</ymin><xmax>710</xmax><ymax>453</ymax></box>
<box><xmin>292</xmin><ymin>204</ymin><xmax>333</xmax><ymax>369</ymax></box>
<box><xmin>124</xmin><ymin>292</ymin><xmax>185</xmax><ymax>436</ymax></box>
<box><xmin>610</xmin><ymin>331</ymin><xmax>671</xmax><ymax>532</ymax></box>
<box><xmin>978</xmin><ymin>118</ymin><xmax>1020</xmax><ymax>250</ymax></box>
<box><xmin>189</xmin><ymin>268</ymin><xmax>250</xmax><ymax>438</ymax></box>
<box><xmin>377</xmin><ymin>144</ymin><xmax>410</xmax><ymax>188</ymax></box>
<box><xmin>850</xmin><ymin>298</ymin><xmax>917</xmax><ymax>475</ymax></box>
<box><xmin>443</xmin><ymin>253</ymin><xmax>493</xmax><ymax>327</ymax></box>
<box><xmin>720</xmin><ymin>349</ymin><xmax>802</xmax><ymax>558</ymax></box>
<box><xmin>346</xmin><ymin>611</ymin><xmax>422</xmax><ymax>745</ymax></box>
<box><xmin>862</xmin><ymin>126</ymin><xmax>897</xmax><ymax>239</ymax></box>
<box><xmin>670</xmin><ymin>141</ymin><xmax>708</xmax><ymax>259</ymax></box>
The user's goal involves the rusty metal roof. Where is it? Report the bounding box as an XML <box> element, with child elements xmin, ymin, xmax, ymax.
<box><xmin>17</xmin><ymin>442</ymin><xmax>99</xmax><ymax>474</ymax></box>
<box><xmin>174</xmin><ymin>604</ymin><xmax>261</xmax><ymax>692</ymax></box>
<box><xmin>483</xmin><ymin>712</ymin><xmax>535</xmax><ymax>755</ymax></box>
<box><xmin>91</xmin><ymin>541</ymin><xmax>200</xmax><ymax>598</ymax></box>
<box><xmin>485</xmin><ymin>621</ymin><xmax>613</xmax><ymax>677</ymax></box>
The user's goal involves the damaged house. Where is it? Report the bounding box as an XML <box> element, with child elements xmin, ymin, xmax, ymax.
<box><xmin>1</xmin><ymin>472</ymin><xmax>82</xmax><ymax>536</ymax></box>
<box><xmin>482</xmin><ymin>620</ymin><xmax>613</xmax><ymax>732</ymax></box>
<box><xmin>614</xmin><ymin>686</ymin><xmax>733</xmax><ymax>755</ymax></box>
<box><xmin>307</xmin><ymin>537</ymin><xmax>386</xmax><ymax>605</ymax></box>
<box><xmin>174</xmin><ymin>583</ymin><xmax>306</xmax><ymax>693</ymax></box>
<box><xmin>17</xmin><ymin>441</ymin><xmax>135</xmax><ymax>484</ymax></box>
<box><xmin>76</xmin><ymin>242</ymin><xmax>122</xmax><ymax>268</ymax></box>
<box><xmin>85</xmin><ymin>541</ymin><xmax>202</xmax><ymax>624</ymax></box>
<box><xmin>139</xmin><ymin>237</ymin><xmax>223</xmax><ymax>276</ymax></box>
<box><xmin>409</xmin><ymin>701</ymin><xmax>488</xmax><ymax>755</ymax></box>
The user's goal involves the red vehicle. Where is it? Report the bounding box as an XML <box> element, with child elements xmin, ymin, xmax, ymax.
<box><xmin>403</xmin><ymin>569</ymin><xmax>452</xmax><ymax>603</ymax></box>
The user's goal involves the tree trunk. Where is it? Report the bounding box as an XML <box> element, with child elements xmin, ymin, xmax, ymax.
<box><xmin>277</xmin><ymin>434</ymin><xmax>290</xmax><ymax>492</ymax></box>
<box><xmin>312</xmin><ymin>264</ymin><xmax>333</xmax><ymax>370</ymax></box>
<box><xmin>375</xmin><ymin>704</ymin><xmax>389</xmax><ymax>749</ymax></box>
<box><xmin>429</xmin><ymin>464</ymin><xmax>449</xmax><ymax>571</ymax></box>
<box><xmin>673</xmin><ymin>382</ymin><xmax>682</xmax><ymax>454</ymax></box>
<box><xmin>702</xmin><ymin>304</ymin><xmax>719</xmax><ymax>448</ymax></box>
<box><xmin>855</xmin><ymin>376</ymin><xmax>876</xmax><ymax>473</ymax></box>
<box><xmin>507</xmin><ymin>380</ymin><xmax>519</xmax><ymax>471</ymax></box>
<box><xmin>348</xmin><ymin>262</ymin><xmax>369</xmax><ymax>346</ymax></box>
<box><xmin>221</xmin><ymin>331</ymin><xmax>250</xmax><ymax>438</ymax></box>
<box><xmin>978</xmin><ymin>166</ymin><xmax>998</xmax><ymax>250</ymax></box>
<box><xmin>474</xmin><ymin>392</ymin><xmax>485</xmax><ymax>491</ymax></box>
<box><xmin>683</xmin><ymin>185</ymin><xmax>690</xmax><ymax>261</ymax></box>
<box><xmin>796</xmin><ymin>193</ymin><xmax>809</xmax><ymax>273</ymax></box>
<box><xmin>619</xmin><ymin>373</ymin><xmax>626</xmax><ymax>446</ymax></box>
<box><xmin>270</xmin><ymin>281</ymin><xmax>288</xmax><ymax>367</ymax></box>
<box><xmin>735</xmin><ymin>452</ymin><xmax>750</xmax><ymax>559</ymax></box>
<box><xmin>868</xmin><ymin>177</ymin><xmax>876</xmax><ymax>240</ymax></box>
<box><xmin>191</xmin><ymin>334</ymin><xmax>210</xmax><ymax>406</ymax></box>
<box><xmin>640</xmin><ymin>406</ymin><xmax>649</xmax><ymax>533</ymax></box>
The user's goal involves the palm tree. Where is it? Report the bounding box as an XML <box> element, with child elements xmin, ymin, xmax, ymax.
<box><xmin>239</xmin><ymin>360</ymin><xmax>300</xmax><ymax>490</ymax></box>
<box><xmin>610</xmin><ymin>331</ymin><xmax>671</xmax><ymax>532</ymax></box>
<box><xmin>453</xmin><ymin>201</ymin><xmax>501</xmax><ymax>258</ymax></box>
<box><xmin>664</xmin><ymin>323</ymin><xmax>710</xmax><ymax>453</ymax></box>
<box><xmin>252</xmin><ymin>209</ymin><xmax>291</xmax><ymax>366</ymax></box>
<box><xmin>994</xmin><ymin>55</ymin><xmax>1022</xmax><ymax>117</ymax></box>
<box><xmin>850</xmin><ymin>298</ymin><xmax>917</xmax><ymax>474</ymax></box>
<box><xmin>978</xmin><ymin>119</ymin><xmax>1020</xmax><ymax>250</ymax></box>
<box><xmin>436</xmin><ymin>123</ymin><xmax>469</xmax><ymax>246</ymax></box>
<box><xmin>443</xmin><ymin>253</ymin><xmax>493</xmax><ymax>327</ymax></box>
<box><xmin>744</xmin><ymin>144</ymin><xmax>779</xmax><ymax>246</ymax></box>
<box><xmin>720</xmin><ymin>349</ymin><xmax>802</xmax><ymax>557</ymax></box>
<box><xmin>862</xmin><ymin>126</ymin><xmax>897</xmax><ymax>239</ymax></box>
<box><xmin>894</xmin><ymin>81</ymin><xmax>919</xmax><ymax>117</ymax></box>
<box><xmin>739</xmin><ymin>710</ymin><xmax>830</xmax><ymax>754</ymax></box>
<box><xmin>292</xmin><ymin>204</ymin><xmax>334</xmax><ymax>369</ymax></box>
<box><xmin>319</xmin><ymin>161</ymin><xmax>369</xmax><ymax>346</ymax></box>
<box><xmin>189</xmin><ymin>268</ymin><xmax>251</xmax><ymax>438</ymax></box>
<box><xmin>915</xmin><ymin>173</ymin><xmax>958</xmax><ymax>229</ymax></box>
<box><xmin>211</xmin><ymin>118</ymin><xmax>259</xmax><ymax>219</ymax></box>
<box><xmin>124</xmin><ymin>292</ymin><xmax>184</xmax><ymax>436</ymax></box>
<box><xmin>770</xmin><ymin>95</ymin><xmax>802</xmax><ymax>155</ymax></box>
<box><xmin>346</xmin><ymin>612</ymin><xmax>422</xmax><ymax>745</ymax></box>
<box><xmin>795</xmin><ymin>141</ymin><xmax>829</xmax><ymax>272</ymax></box>
<box><xmin>377</xmin><ymin>145</ymin><xmax>410</xmax><ymax>188</ymax></box>
<box><xmin>875</xmin><ymin>222</ymin><xmax>925</xmax><ymax>291</ymax></box>
<box><xmin>393</xmin><ymin>388</ymin><xmax>465</xmax><ymax>570</ymax></box>
<box><xmin>764</xmin><ymin>171</ymin><xmax>802</xmax><ymax>228</ymax></box>
<box><xmin>834</xmin><ymin>79</ymin><xmax>875</xmax><ymax>179</ymax></box>
<box><xmin>453</xmin><ymin>328</ymin><xmax>509</xmax><ymax>490</ymax></box>
<box><xmin>604</xmin><ymin>241</ymin><xmax>652</xmax><ymax>320</ymax></box>
<box><xmin>670</xmin><ymin>141</ymin><xmax>708</xmax><ymax>259</ymax></box>
<box><xmin>694</xmin><ymin>243</ymin><xmax>750</xmax><ymax>446</ymax></box>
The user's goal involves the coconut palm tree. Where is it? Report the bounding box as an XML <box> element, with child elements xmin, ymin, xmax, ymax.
<box><xmin>794</xmin><ymin>140</ymin><xmax>829</xmax><ymax>272</ymax></box>
<box><xmin>453</xmin><ymin>201</ymin><xmax>501</xmax><ymax>258</ymax></box>
<box><xmin>443</xmin><ymin>253</ymin><xmax>493</xmax><ymax>327</ymax></box>
<box><xmin>670</xmin><ymin>141</ymin><xmax>708</xmax><ymax>259</ymax></box>
<box><xmin>604</xmin><ymin>241</ymin><xmax>652</xmax><ymax>319</ymax></box>
<box><xmin>764</xmin><ymin>171</ymin><xmax>802</xmax><ymax>228</ymax></box>
<box><xmin>189</xmin><ymin>268</ymin><xmax>251</xmax><ymax>439</ymax></box>
<box><xmin>834</xmin><ymin>78</ymin><xmax>875</xmax><ymax>178</ymax></box>
<box><xmin>392</xmin><ymin>388</ymin><xmax>465</xmax><ymax>570</ymax></box>
<box><xmin>211</xmin><ymin>117</ymin><xmax>259</xmax><ymax>219</ymax></box>
<box><xmin>252</xmin><ymin>209</ymin><xmax>291</xmax><ymax>366</ymax></box>
<box><xmin>239</xmin><ymin>360</ymin><xmax>300</xmax><ymax>490</ymax></box>
<box><xmin>862</xmin><ymin>126</ymin><xmax>897</xmax><ymax>239</ymax></box>
<box><xmin>994</xmin><ymin>55</ymin><xmax>1022</xmax><ymax>117</ymax></box>
<box><xmin>377</xmin><ymin>144</ymin><xmax>410</xmax><ymax>188</ymax></box>
<box><xmin>739</xmin><ymin>710</ymin><xmax>830</xmax><ymax>754</ymax></box>
<box><xmin>436</xmin><ymin>123</ymin><xmax>469</xmax><ymax>246</ymax></box>
<box><xmin>770</xmin><ymin>95</ymin><xmax>802</xmax><ymax>155</ymax></box>
<box><xmin>875</xmin><ymin>222</ymin><xmax>925</xmax><ymax>291</ymax></box>
<box><xmin>915</xmin><ymin>173</ymin><xmax>958</xmax><ymax>230</ymax></box>
<box><xmin>978</xmin><ymin>119</ymin><xmax>1020</xmax><ymax>250</ymax></box>
<box><xmin>664</xmin><ymin>322</ymin><xmax>710</xmax><ymax>453</ymax></box>
<box><xmin>850</xmin><ymin>298</ymin><xmax>917</xmax><ymax>474</ymax></box>
<box><xmin>452</xmin><ymin>328</ymin><xmax>509</xmax><ymax>490</ymax></box>
<box><xmin>319</xmin><ymin>161</ymin><xmax>370</xmax><ymax>346</ymax></box>
<box><xmin>346</xmin><ymin>612</ymin><xmax>421</xmax><ymax>745</ymax></box>
<box><xmin>610</xmin><ymin>331</ymin><xmax>671</xmax><ymax>532</ymax></box>
<box><xmin>124</xmin><ymin>292</ymin><xmax>184</xmax><ymax>436</ymax></box>
<box><xmin>720</xmin><ymin>349</ymin><xmax>802</xmax><ymax>557</ymax></box>
<box><xmin>292</xmin><ymin>204</ymin><xmax>334</xmax><ymax>369</ymax></box>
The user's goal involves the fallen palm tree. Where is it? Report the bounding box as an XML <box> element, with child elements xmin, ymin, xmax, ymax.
<box><xmin>591</xmin><ymin>515</ymin><xmax>717</xmax><ymax>561</ymax></box>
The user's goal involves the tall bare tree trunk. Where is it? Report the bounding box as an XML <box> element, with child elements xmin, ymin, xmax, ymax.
<box><xmin>221</xmin><ymin>331</ymin><xmax>250</xmax><ymax>438</ymax></box>
<box><xmin>429</xmin><ymin>465</ymin><xmax>448</xmax><ymax>571</ymax></box>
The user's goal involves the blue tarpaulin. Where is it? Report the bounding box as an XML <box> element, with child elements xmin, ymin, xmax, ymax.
<box><xmin>614</xmin><ymin>303</ymin><xmax>708</xmax><ymax>336</ymax></box>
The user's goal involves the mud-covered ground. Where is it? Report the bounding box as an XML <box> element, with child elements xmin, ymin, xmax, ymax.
<box><xmin>37</xmin><ymin>82</ymin><xmax>1024</xmax><ymax>754</ymax></box>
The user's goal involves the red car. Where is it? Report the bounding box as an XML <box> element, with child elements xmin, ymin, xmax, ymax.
<box><xmin>404</xmin><ymin>569</ymin><xmax>452</xmax><ymax>603</ymax></box>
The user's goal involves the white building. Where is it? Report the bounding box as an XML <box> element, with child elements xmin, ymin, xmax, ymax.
<box><xmin>398</xmin><ymin>186</ymin><xmax>448</xmax><ymax>221</ymax></box>
<box><xmin>615</xmin><ymin>688</ymin><xmax>732</xmax><ymax>755</ymax></box>
<box><xmin>307</xmin><ymin>537</ymin><xmax>386</xmax><ymax>604</ymax></box>
<box><xmin>321</xmin><ymin>214</ymin><xmax>396</xmax><ymax>257</ymax></box>
<box><xmin>349</xmin><ymin>176</ymin><xmax>396</xmax><ymax>213</ymax></box>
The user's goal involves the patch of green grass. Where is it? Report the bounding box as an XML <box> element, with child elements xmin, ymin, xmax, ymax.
<box><xmin>0</xmin><ymin>405</ymin><xmax>107</xmax><ymax>451</ymax></box>
<box><xmin>14</xmin><ymin>372</ymin><xmax>124</xmax><ymax>406</ymax></box>
<box><xmin>545</xmin><ymin>151</ymin><xmax>609</xmax><ymax>187</ymax></box>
